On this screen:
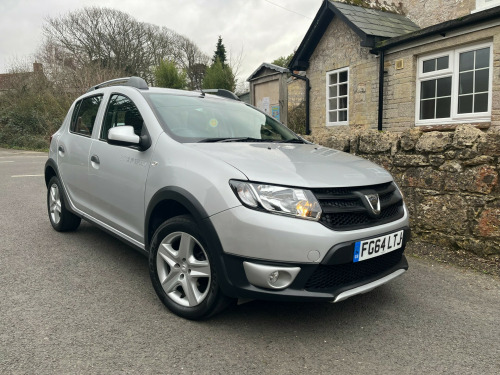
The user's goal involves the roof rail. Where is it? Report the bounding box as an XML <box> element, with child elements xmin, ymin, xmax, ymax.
<box><xmin>86</xmin><ymin>76</ymin><xmax>149</xmax><ymax>93</ymax></box>
<box><xmin>202</xmin><ymin>89</ymin><xmax>240</xmax><ymax>101</ymax></box>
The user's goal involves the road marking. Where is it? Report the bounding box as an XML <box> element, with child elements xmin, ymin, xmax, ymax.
<box><xmin>0</xmin><ymin>161</ymin><xmax>14</xmax><ymax>163</ymax></box>
<box><xmin>11</xmin><ymin>174</ymin><xmax>44</xmax><ymax>178</ymax></box>
<box><xmin>0</xmin><ymin>155</ymin><xmax>46</xmax><ymax>158</ymax></box>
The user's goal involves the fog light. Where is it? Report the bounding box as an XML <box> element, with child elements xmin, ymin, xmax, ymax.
<box><xmin>243</xmin><ymin>262</ymin><xmax>301</xmax><ymax>290</ymax></box>
<box><xmin>269</xmin><ymin>271</ymin><xmax>280</xmax><ymax>285</ymax></box>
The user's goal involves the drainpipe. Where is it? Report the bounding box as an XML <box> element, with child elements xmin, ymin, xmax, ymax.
<box><xmin>289</xmin><ymin>71</ymin><xmax>311</xmax><ymax>135</ymax></box>
<box><xmin>377</xmin><ymin>50</ymin><xmax>385</xmax><ymax>131</ymax></box>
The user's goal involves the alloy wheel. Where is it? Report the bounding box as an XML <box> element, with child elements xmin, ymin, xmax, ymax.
<box><xmin>156</xmin><ymin>231</ymin><xmax>211</xmax><ymax>307</ymax></box>
<box><xmin>49</xmin><ymin>183</ymin><xmax>62</xmax><ymax>225</ymax></box>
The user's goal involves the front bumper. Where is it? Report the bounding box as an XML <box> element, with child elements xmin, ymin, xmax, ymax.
<box><xmin>209</xmin><ymin>204</ymin><xmax>410</xmax><ymax>263</ymax></box>
<box><xmin>215</xmin><ymin>226</ymin><xmax>410</xmax><ymax>302</ymax></box>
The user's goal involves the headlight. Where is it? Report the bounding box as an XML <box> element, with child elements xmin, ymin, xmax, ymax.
<box><xmin>229</xmin><ymin>180</ymin><xmax>322</xmax><ymax>221</ymax></box>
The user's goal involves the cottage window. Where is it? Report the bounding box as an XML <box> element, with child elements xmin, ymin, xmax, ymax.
<box><xmin>475</xmin><ymin>0</ymin><xmax>500</xmax><ymax>12</ymax></box>
<box><xmin>416</xmin><ymin>43</ymin><xmax>492</xmax><ymax>125</ymax></box>
<box><xmin>326</xmin><ymin>68</ymin><xmax>349</xmax><ymax>125</ymax></box>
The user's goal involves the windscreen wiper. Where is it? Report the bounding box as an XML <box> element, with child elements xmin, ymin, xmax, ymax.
<box><xmin>272</xmin><ymin>138</ymin><xmax>306</xmax><ymax>144</ymax></box>
<box><xmin>198</xmin><ymin>137</ymin><xmax>269</xmax><ymax>143</ymax></box>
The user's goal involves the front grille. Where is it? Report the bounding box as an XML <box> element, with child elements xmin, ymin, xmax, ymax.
<box><xmin>312</xmin><ymin>182</ymin><xmax>404</xmax><ymax>231</ymax></box>
<box><xmin>305</xmin><ymin>249</ymin><xmax>404</xmax><ymax>291</ymax></box>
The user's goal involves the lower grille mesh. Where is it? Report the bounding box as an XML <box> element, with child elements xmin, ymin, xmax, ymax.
<box><xmin>305</xmin><ymin>249</ymin><xmax>404</xmax><ymax>291</ymax></box>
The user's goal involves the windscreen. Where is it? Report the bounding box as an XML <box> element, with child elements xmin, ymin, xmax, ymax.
<box><xmin>146</xmin><ymin>93</ymin><xmax>301</xmax><ymax>143</ymax></box>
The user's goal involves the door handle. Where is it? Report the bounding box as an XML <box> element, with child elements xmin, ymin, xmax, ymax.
<box><xmin>90</xmin><ymin>154</ymin><xmax>100</xmax><ymax>169</ymax></box>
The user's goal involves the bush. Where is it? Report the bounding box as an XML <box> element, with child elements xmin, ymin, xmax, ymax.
<box><xmin>154</xmin><ymin>60</ymin><xmax>187</xmax><ymax>89</ymax></box>
<box><xmin>202</xmin><ymin>59</ymin><xmax>235</xmax><ymax>92</ymax></box>
<box><xmin>287</xmin><ymin>101</ymin><xmax>306</xmax><ymax>135</ymax></box>
<box><xmin>0</xmin><ymin>71</ymin><xmax>74</xmax><ymax>150</ymax></box>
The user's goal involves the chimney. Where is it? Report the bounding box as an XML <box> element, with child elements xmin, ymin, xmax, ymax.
<box><xmin>33</xmin><ymin>62</ymin><xmax>43</xmax><ymax>74</ymax></box>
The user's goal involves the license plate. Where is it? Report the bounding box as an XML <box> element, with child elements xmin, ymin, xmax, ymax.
<box><xmin>353</xmin><ymin>230</ymin><xmax>404</xmax><ymax>263</ymax></box>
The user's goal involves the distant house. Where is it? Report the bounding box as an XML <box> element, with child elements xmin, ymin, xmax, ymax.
<box><xmin>237</xmin><ymin>90</ymin><xmax>250</xmax><ymax>104</ymax></box>
<box><xmin>288</xmin><ymin>0</ymin><xmax>500</xmax><ymax>133</ymax></box>
<box><xmin>0</xmin><ymin>62</ymin><xmax>44</xmax><ymax>92</ymax></box>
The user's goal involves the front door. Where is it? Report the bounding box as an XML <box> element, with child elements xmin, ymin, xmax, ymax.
<box><xmin>88</xmin><ymin>93</ymin><xmax>153</xmax><ymax>244</ymax></box>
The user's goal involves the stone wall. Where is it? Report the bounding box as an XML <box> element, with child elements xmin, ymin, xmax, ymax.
<box><xmin>307</xmin><ymin>124</ymin><xmax>500</xmax><ymax>257</ymax></box>
<box><xmin>399</xmin><ymin>0</ymin><xmax>475</xmax><ymax>28</ymax></box>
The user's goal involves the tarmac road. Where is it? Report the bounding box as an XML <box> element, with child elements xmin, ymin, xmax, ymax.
<box><xmin>0</xmin><ymin>148</ymin><xmax>499</xmax><ymax>375</ymax></box>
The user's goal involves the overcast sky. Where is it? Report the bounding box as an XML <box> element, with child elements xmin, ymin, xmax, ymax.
<box><xmin>0</xmin><ymin>0</ymin><xmax>323</xmax><ymax>85</ymax></box>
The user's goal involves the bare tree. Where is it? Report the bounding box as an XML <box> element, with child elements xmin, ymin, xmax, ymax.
<box><xmin>42</xmin><ymin>7</ymin><xmax>186</xmax><ymax>85</ymax></box>
<box><xmin>175</xmin><ymin>35</ymin><xmax>210</xmax><ymax>90</ymax></box>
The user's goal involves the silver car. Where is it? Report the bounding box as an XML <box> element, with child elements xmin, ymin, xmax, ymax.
<box><xmin>45</xmin><ymin>77</ymin><xmax>410</xmax><ymax>320</ymax></box>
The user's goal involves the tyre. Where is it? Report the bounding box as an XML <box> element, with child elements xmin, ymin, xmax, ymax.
<box><xmin>149</xmin><ymin>215</ymin><xmax>232</xmax><ymax>320</ymax></box>
<box><xmin>47</xmin><ymin>176</ymin><xmax>81</xmax><ymax>232</ymax></box>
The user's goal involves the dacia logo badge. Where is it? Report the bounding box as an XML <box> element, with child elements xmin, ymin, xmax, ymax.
<box><xmin>365</xmin><ymin>194</ymin><xmax>381</xmax><ymax>215</ymax></box>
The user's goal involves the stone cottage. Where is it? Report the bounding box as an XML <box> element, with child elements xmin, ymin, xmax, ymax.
<box><xmin>287</xmin><ymin>1</ymin><xmax>500</xmax><ymax>259</ymax></box>
<box><xmin>288</xmin><ymin>0</ymin><xmax>500</xmax><ymax>133</ymax></box>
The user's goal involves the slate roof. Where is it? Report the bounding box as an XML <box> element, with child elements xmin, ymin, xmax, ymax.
<box><xmin>247</xmin><ymin>62</ymin><xmax>289</xmax><ymax>81</ymax></box>
<box><xmin>373</xmin><ymin>4</ymin><xmax>500</xmax><ymax>51</ymax></box>
<box><xmin>331</xmin><ymin>1</ymin><xmax>420</xmax><ymax>38</ymax></box>
<box><xmin>289</xmin><ymin>0</ymin><xmax>420</xmax><ymax>70</ymax></box>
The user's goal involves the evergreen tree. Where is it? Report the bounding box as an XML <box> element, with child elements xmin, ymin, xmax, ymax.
<box><xmin>154</xmin><ymin>59</ymin><xmax>187</xmax><ymax>89</ymax></box>
<box><xmin>271</xmin><ymin>53</ymin><xmax>294</xmax><ymax>68</ymax></box>
<box><xmin>212</xmin><ymin>36</ymin><xmax>227</xmax><ymax>65</ymax></box>
<box><xmin>202</xmin><ymin>58</ymin><xmax>235</xmax><ymax>92</ymax></box>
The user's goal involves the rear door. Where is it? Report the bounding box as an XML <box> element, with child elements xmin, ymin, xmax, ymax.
<box><xmin>87</xmin><ymin>93</ymin><xmax>154</xmax><ymax>244</ymax></box>
<box><xmin>57</xmin><ymin>95</ymin><xmax>103</xmax><ymax>212</ymax></box>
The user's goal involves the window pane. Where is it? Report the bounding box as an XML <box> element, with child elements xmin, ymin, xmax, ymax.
<box><xmin>436</xmin><ymin>56</ymin><xmax>449</xmax><ymax>70</ymax></box>
<box><xmin>339</xmin><ymin>97</ymin><xmax>347</xmax><ymax>109</ymax></box>
<box><xmin>339</xmin><ymin>71</ymin><xmax>348</xmax><ymax>83</ymax></box>
<box><xmin>475</xmin><ymin>47</ymin><xmax>490</xmax><ymax>69</ymax></box>
<box><xmin>102</xmin><ymin>94</ymin><xmax>143</xmax><ymax>139</ymax></box>
<box><xmin>423</xmin><ymin>59</ymin><xmax>435</xmax><ymax>73</ymax></box>
<box><xmin>329</xmin><ymin>98</ymin><xmax>337</xmax><ymax>110</ymax></box>
<box><xmin>474</xmin><ymin>93</ymin><xmax>488</xmax><ymax>112</ymax></box>
<box><xmin>437</xmin><ymin>77</ymin><xmax>452</xmax><ymax>97</ymax></box>
<box><xmin>436</xmin><ymin>97</ymin><xmax>451</xmax><ymax>118</ymax></box>
<box><xmin>338</xmin><ymin>110</ymin><xmax>347</xmax><ymax>122</ymax></box>
<box><xmin>329</xmin><ymin>74</ymin><xmax>338</xmax><ymax>85</ymax></box>
<box><xmin>72</xmin><ymin>95</ymin><xmax>102</xmax><ymax>136</ymax></box>
<box><xmin>421</xmin><ymin>80</ymin><xmax>436</xmax><ymax>99</ymax></box>
<box><xmin>459</xmin><ymin>71</ymin><xmax>473</xmax><ymax>94</ymax></box>
<box><xmin>420</xmin><ymin>99</ymin><xmax>435</xmax><ymax>120</ymax></box>
<box><xmin>339</xmin><ymin>84</ymin><xmax>348</xmax><ymax>96</ymax></box>
<box><xmin>329</xmin><ymin>85</ymin><xmax>337</xmax><ymax>98</ymax></box>
<box><xmin>475</xmin><ymin>69</ymin><xmax>489</xmax><ymax>92</ymax></box>
<box><xmin>459</xmin><ymin>51</ymin><xmax>474</xmax><ymax>71</ymax></box>
<box><xmin>70</xmin><ymin>100</ymin><xmax>81</xmax><ymax>131</ymax></box>
<box><xmin>329</xmin><ymin>111</ymin><xmax>337</xmax><ymax>123</ymax></box>
<box><xmin>458</xmin><ymin>95</ymin><xmax>473</xmax><ymax>114</ymax></box>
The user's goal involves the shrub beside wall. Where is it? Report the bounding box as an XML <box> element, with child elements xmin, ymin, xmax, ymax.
<box><xmin>307</xmin><ymin>125</ymin><xmax>500</xmax><ymax>258</ymax></box>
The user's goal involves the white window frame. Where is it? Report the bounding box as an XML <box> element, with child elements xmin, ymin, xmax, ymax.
<box><xmin>326</xmin><ymin>67</ymin><xmax>349</xmax><ymax>126</ymax></box>
<box><xmin>415</xmin><ymin>42</ymin><xmax>493</xmax><ymax>126</ymax></box>
<box><xmin>474</xmin><ymin>0</ymin><xmax>500</xmax><ymax>12</ymax></box>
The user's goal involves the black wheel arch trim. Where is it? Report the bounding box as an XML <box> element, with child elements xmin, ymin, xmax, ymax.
<box><xmin>145</xmin><ymin>187</ymin><xmax>237</xmax><ymax>296</ymax></box>
<box><xmin>44</xmin><ymin>158</ymin><xmax>77</xmax><ymax>218</ymax></box>
<box><xmin>44</xmin><ymin>158</ymin><xmax>60</xmax><ymax>187</ymax></box>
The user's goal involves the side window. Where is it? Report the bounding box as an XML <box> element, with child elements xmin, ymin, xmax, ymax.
<box><xmin>101</xmin><ymin>94</ymin><xmax>144</xmax><ymax>140</ymax></box>
<box><xmin>70</xmin><ymin>95</ymin><xmax>103</xmax><ymax>136</ymax></box>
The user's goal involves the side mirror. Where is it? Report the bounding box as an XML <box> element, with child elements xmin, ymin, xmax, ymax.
<box><xmin>108</xmin><ymin>126</ymin><xmax>140</xmax><ymax>146</ymax></box>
